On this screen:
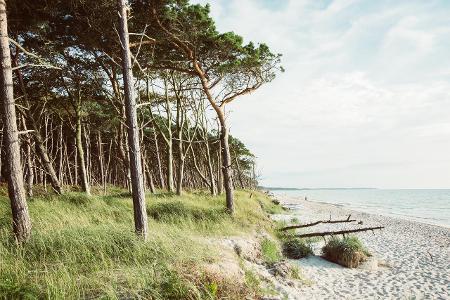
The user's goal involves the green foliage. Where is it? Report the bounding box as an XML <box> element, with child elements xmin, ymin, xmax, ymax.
<box><xmin>258</xmin><ymin>198</ymin><xmax>285</xmax><ymax>215</ymax></box>
<box><xmin>244</xmin><ymin>269</ymin><xmax>261</xmax><ymax>292</ymax></box>
<box><xmin>205</xmin><ymin>281</ymin><xmax>218</xmax><ymax>298</ymax></box>
<box><xmin>282</xmin><ymin>238</ymin><xmax>314</xmax><ymax>259</ymax></box>
<box><xmin>148</xmin><ymin>201</ymin><xmax>226</xmax><ymax>223</ymax></box>
<box><xmin>289</xmin><ymin>265</ymin><xmax>302</xmax><ymax>280</ymax></box>
<box><xmin>322</xmin><ymin>236</ymin><xmax>370</xmax><ymax>268</ymax></box>
<box><xmin>152</xmin><ymin>0</ymin><xmax>283</xmax><ymax>102</ymax></box>
<box><xmin>0</xmin><ymin>189</ymin><xmax>274</xmax><ymax>299</ymax></box>
<box><xmin>290</xmin><ymin>217</ymin><xmax>299</xmax><ymax>223</ymax></box>
<box><xmin>261</xmin><ymin>238</ymin><xmax>282</xmax><ymax>266</ymax></box>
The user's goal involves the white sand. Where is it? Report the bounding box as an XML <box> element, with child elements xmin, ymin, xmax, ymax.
<box><xmin>273</xmin><ymin>196</ymin><xmax>450</xmax><ymax>300</ymax></box>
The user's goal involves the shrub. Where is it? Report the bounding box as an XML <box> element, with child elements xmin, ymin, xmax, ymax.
<box><xmin>261</xmin><ymin>238</ymin><xmax>282</xmax><ymax>265</ymax></box>
<box><xmin>282</xmin><ymin>238</ymin><xmax>313</xmax><ymax>259</ymax></box>
<box><xmin>322</xmin><ymin>236</ymin><xmax>370</xmax><ymax>268</ymax></box>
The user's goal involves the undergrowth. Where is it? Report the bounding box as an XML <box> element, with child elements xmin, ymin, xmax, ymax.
<box><xmin>0</xmin><ymin>188</ymin><xmax>277</xmax><ymax>299</ymax></box>
<box><xmin>322</xmin><ymin>236</ymin><xmax>371</xmax><ymax>268</ymax></box>
<box><xmin>260</xmin><ymin>238</ymin><xmax>282</xmax><ymax>266</ymax></box>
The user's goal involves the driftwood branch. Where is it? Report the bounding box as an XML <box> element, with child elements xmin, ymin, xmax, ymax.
<box><xmin>280</xmin><ymin>215</ymin><xmax>356</xmax><ymax>231</ymax></box>
<box><xmin>296</xmin><ymin>226</ymin><xmax>385</xmax><ymax>238</ymax></box>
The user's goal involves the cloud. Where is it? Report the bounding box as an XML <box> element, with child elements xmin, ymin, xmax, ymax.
<box><xmin>192</xmin><ymin>0</ymin><xmax>450</xmax><ymax>188</ymax></box>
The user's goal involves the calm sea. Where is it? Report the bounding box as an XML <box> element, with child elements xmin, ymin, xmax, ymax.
<box><xmin>270</xmin><ymin>189</ymin><xmax>450</xmax><ymax>228</ymax></box>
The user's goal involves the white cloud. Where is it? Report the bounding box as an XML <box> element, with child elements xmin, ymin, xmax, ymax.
<box><xmin>192</xmin><ymin>0</ymin><xmax>450</xmax><ymax>188</ymax></box>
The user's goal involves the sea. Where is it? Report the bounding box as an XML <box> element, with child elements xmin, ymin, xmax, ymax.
<box><xmin>269</xmin><ymin>189</ymin><xmax>450</xmax><ymax>228</ymax></box>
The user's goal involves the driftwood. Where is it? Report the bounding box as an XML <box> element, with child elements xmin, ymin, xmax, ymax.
<box><xmin>296</xmin><ymin>226</ymin><xmax>385</xmax><ymax>238</ymax></box>
<box><xmin>280</xmin><ymin>215</ymin><xmax>356</xmax><ymax>231</ymax></box>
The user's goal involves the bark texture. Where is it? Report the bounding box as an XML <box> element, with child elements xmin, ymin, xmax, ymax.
<box><xmin>0</xmin><ymin>0</ymin><xmax>32</xmax><ymax>242</ymax></box>
<box><xmin>75</xmin><ymin>109</ymin><xmax>90</xmax><ymax>195</ymax></box>
<box><xmin>117</xmin><ymin>0</ymin><xmax>148</xmax><ymax>239</ymax></box>
<box><xmin>219</xmin><ymin>120</ymin><xmax>234</xmax><ymax>213</ymax></box>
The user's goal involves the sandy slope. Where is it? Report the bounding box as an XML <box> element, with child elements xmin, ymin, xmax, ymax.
<box><xmin>272</xmin><ymin>196</ymin><xmax>450</xmax><ymax>300</ymax></box>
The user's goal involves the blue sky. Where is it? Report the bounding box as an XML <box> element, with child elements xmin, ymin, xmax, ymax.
<box><xmin>192</xmin><ymin>0</ymin><xmax>450</xmax><ymax>188</ymax></box>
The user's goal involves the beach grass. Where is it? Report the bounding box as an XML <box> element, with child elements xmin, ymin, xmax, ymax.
<box><xmin>260</xmin><ymin>238</ymin><xmax>282</xmax><ymax>266</ymax></box>
<box><xmin>282</xmin><ymin>238</ymin><xmax>314</xmax><ymax>259</ymax></box>
<box><xmin>0</xmin><ymin>188</ymin><xmax>278</xmax><ymax>299</ymax></box>
<box><xmin>322</xmin><ymin>236</ymin><xmax>370</xmax><ymax>268</ymax></box>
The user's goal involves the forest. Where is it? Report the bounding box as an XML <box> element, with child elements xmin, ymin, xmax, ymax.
<box><xmin>0</xmin><ymin>0</ymin><xmax>282</xmax><ymax>243</ymax></box>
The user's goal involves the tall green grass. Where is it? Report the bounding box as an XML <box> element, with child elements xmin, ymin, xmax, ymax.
<box><xmin>322</xmin><ymin>236</ymin><xmax>370</xmax><ymax>268</ymax></box>
<box><xmin>0</xmin><ymin>189</ymin><xmax>277</xmax><ymax>299</ymax></box>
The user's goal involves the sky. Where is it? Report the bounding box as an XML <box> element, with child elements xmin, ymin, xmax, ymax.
<box><xmin>192</xmin><ymin>0</ymin><xmax>450</xmax><ymax>189</ymax></box>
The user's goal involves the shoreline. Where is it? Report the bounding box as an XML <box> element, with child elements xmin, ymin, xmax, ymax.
<box><xmin>274</xmin><ymin>192</ymin><xmax>450</xmax><ymax>229</ymax></box>
<box><xmin>272</xmin><ymin>195</ymin><xmax>450</xmax><ymax>300</ymax></box>
<box><xmin>307</xmin><ymin>198</ymin><xmax>450</xmax><ymax>230</ymax></box>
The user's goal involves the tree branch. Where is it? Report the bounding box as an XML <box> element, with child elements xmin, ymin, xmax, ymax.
<box><xmin>296</xmin><ymin>226</ymin><xmax>385</xmax><ymax>238</ymax></box>
<box><xmin>280</xmin><ymin>215</ymin><xmax>357</xmax><ymax>231</ymax></box>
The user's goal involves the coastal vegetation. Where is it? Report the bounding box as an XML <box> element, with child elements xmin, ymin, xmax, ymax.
<box><xmin>0</xmin><ymin>0</ymin><xmax>292</xmax><ymax>298</ymax></box>
<box><xmin>282</xmin><ymin>238</ymin><xmax>314</xmax><ymax>259</ymax></box>
<box><xmin>322</xmin><ymin>236</ymin><xmax>371</xmax><ymax>268</ymax></box>
<box><xmin>0</xmin><ymin>188</ymin><xmax>282</xmax><ymax>299</ymax></box>
<box><xmin>0</xmin><ymin>0</ymin><xmax>281</xmax><ymax>242</ymax></box>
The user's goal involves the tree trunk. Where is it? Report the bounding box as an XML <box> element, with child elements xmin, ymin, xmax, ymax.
<box><xmin>0</xmin><ymin>128</ymin><xmax>4</xmax><ymax>182</ymax></box>
<box><xmin>13</xmin><ymin>55</ymin><xmax>63</xmax><ymax>194</ymax></box>
<box><xmin>117</xmin><ymin>0</ymin><xmax>148</xmax><ymax>239</ymax></box>
<box><xmin>176</xmin><ymin>157</ymin><xmax>184</xmax><ymax>195</ymax></box>
<box><xmin>166</xmin><ymin>140</ymin><xmax>174</xmax><ymax>192</ymax></box>
<box><xmin>28</xmin><ymin>117</ymin><xmax>63</xmax><ymax>194</ymax></box>
<box><xmin>175</xmin><ymin>96</ymin><xmax>184</xmax><ymax>196</ymax></box>
<box><xmin>217</xmin><ymin>149</ymin><xmax>223</xmax><ymax>195</ymax></box>
<box><xmin>148</xmin><ymin>171</ymin><xmax>156</xmax><ymax>194</ymax></box>
<box><xmin>97</xmin><ymin>131</ymin><xmax>105</xmax><ymax>193</ymax></box>
<box><xmin>152</xmin><ymin>126</ymin><xmax>165</xmax><ymax>189</ymax></box>
<box><xmin>21</xmin><ymin>118</ymin><xmax>33</xmax><ymax>197</ymax></box>
<box><xmin>205</xmin><ymin>140</ymin><xmax>217</xmax><ymax>195</ymax></box>
<box><xmin>235</xmin><ymin>157</ymin><xmax>244</xmax><ymax>189</ymax></box>
<box><xmin>0</xmin><ymin>1</ymin><xmax>32</xmax><ymax>242</ymax></box>
<box><xmin>74</xmin><ymin>136</ymin><xmax>78</xmax><ymax>186</ymax></box>
<box><xmin>75</xmin><ymin>109</ymin><xmax>90</xmax><ymax>195</ymax></box>
<box><xmin>219</xmin><ymin>118</ymin><xmax>234</xmax><ymax>214</ymax></box>
<box><xmin>58</xmin><ymin>123</ymin><xmax>63</xmax><ymax>182</ymax></box>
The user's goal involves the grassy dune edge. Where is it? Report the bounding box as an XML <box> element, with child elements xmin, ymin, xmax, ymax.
<box><xmin>0</xmin><ymin>189</ymin><xmax>288</xmax><ymax>299</ymax></box>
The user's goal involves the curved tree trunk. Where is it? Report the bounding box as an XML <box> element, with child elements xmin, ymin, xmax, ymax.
<box><xmin>30</xmin><ymin>119</ymin><xmax>63</xmax><ymax>194</ymax></box>
<box><xmin>117</xmin><ymin>0</ymin><xmax>148</xmax><ymax>239</ymax></box>
<box><xmin>0</xmin><ymin>1</ymin><xmax>32</xmax><ymax>242</ymax></box>
<box><xmin>12</xmin><ymin>56</ymin><xmax>63</xmax><ymax>194</ymax></box>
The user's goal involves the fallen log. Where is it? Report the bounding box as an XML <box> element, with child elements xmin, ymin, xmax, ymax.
<box><xmin>280</xmin><ymin>214</ymin><xmax>357</xmax><ymax>231</ymax></box>
<box><xmin>296</xmin><ymin>226</ymin><xmax>385</xmax><ymax>238</ymax></box>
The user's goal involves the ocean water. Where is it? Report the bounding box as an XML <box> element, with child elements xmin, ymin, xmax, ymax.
<box><xmin>270</xmin><ymin>189</ymin><xmax>450</xmax><ymax>228</ymax></box>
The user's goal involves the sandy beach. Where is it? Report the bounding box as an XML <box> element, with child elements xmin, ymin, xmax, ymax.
<box><xmin>272</xmin><ymin>195</ymin><xmax>450</xmax><ymax>300</ymax></box>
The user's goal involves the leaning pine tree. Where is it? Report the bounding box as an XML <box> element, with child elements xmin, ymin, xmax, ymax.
<box><xmin>150</xmin><ymin>1</ymin><xmax>282</xmax><ymax>214</ymax></box>
<box><xmin>0</xmin><ymin>0</ymin><xmax>32</xmax><ymax>242</ymax></box>
<box><xmin>117</xmin><ymin>0</ymin><xmax>148</xmax><ymax>239</ymax></box>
